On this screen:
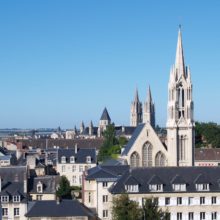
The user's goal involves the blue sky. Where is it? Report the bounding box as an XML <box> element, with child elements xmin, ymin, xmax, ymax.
<box><xmin>0</xmin><ymin>0</ymin><xmax>220</xmax><ymax>129</ymax></box>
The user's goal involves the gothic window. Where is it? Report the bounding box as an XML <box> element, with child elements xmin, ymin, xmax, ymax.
<box><xmin>155</xmin><ymin>152</ymin><xmax>166</xmax><ymax>167</ymax></box>
<box><xmin>179</xmin><ymin>135</ymin><xmax>187</xmax><ymax>161</ymax></box>
<box><xmin>130</xmin><ymin>152</ymin><xmax>140</xmax><ymax>168</ymax></box>
<box><xmin>142</xmin><ymin>142</ymin><xmax>153</xmax><ymax>167</ymax></box>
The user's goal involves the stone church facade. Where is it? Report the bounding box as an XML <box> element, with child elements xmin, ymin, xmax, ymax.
<box><xmin>122</xmin><ymin>28</ymin><xmax>195</xmax><ymax>167</ymax></box>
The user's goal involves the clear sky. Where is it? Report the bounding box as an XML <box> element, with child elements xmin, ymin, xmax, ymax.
<box><xmin>0</xmin><ymin>0</ymin><xmax>220</xmax><ymax>129</ymax></box>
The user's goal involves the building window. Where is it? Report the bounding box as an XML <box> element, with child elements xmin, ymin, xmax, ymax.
<box><xmin>14</xmin><ymin>208</ymin><xmax>19</xmax><ymax>216</ymax></box>
<box><xmin>196</xmin><ymin>184</ymin><xmax>209</xmax><ymax>191</ymax></box>
<box><xmin>61</xmin><ymin>156</ymin><xmax>66</xmax><ymax>163</ymax></box>
<box><xmin>142</xmin><ymin>142</ymin><xmax>153</xmax><ymax>167</ymax></box>
<box><xmin>2</xmin><ymin>208</ymin><xmax>8</xmax><ymax>216</ymax></box>
<box><xmin>212</xmin><ymin>196</ymin><xmax>217</xmax><ymax>204</ymax></box>
<box><xmin>1</xmin><ymin>196</ymin><xmax>9</xmax><ymax>203</ymax></box>
<box><xmin>70</xmin><ymin>156</ymin><xmax>75</xmax><ymax>163</ymax></box>
<box><xmin>13</xmin><ymin>195</ymin><xmax>20</xmax><ymax>202</ymax></box>
<box><xmin>125</xmin><ymin>185</ymin><xmax>139</xmax><ymax>193</ymax></box>
<box><xmin>86</xmin><ymin>156</ymin><xmax>91</xmax><ymax>163</ymax></box>
<box><xmin>172</xmin><ymin>184</ymin><xmax>186</xmax><ymax>191</ymax></box>
<box><xmin>72</xmin><ymin>175</ymin><xmax>77</xmax><ymax>184</ymax></box>
<box><xmin>177</xmin><ymin>212</ymin><xmax>182</xmax><ymax>220</ymax></box>
<box><xmin>79</xmin><ymin>165</ymin><xmax>83</xmax><ymax>172</ymax></box>
<box><xmin>189</xmin><ymin>212</ymin><xmax>194</xmax><ymax>220</ymax></box>
<box><xmin>212</xmin><ymin>212</ymin><xmax>217</xmax><ymax>220</ymax></box>
<box><xmin>130</xmin><ymin>152</ymin><xmax>140</xmax><ymax>168</ymax></box>
<box><xmin>149</xmin><ymin>184</ymin><xmax>163</xmax><ymax>192</ymax></box>
<box><xmin>200</xmin><ymin>212</ymin><xmax>205</xmax><ymax>220</ymax></box>
<box><xmin>103</xmin><ymin>195</ymin><xmax>108</xmax><ymax>203</ymax></box>
<box><xmin>72</xmin><ymin>165</ymin><xmax>76</xmax><ymax>172</ymax></box>
<box><xmin>165</xmin><ymin>197</ymin><xmax>170</xmax><ymax>205</ymax></box>
<box><xmin>200</xmin><ymin>197</ymin><xmax>205</xmax><ymax>205</ymax></box>
<box><xmin>103</xmin><ymin>210</ymin><xmax>108</xmax><ymax>218</ymax></box>
<box><xmin>155</xmin><ymin>151</ymin><xmax>166</xmax><ymax>167</ymax></box>
<box><xmin>36</xmin><ymin>195</ymin><xmax>42</xmax><ymax>200</ymax></box>
<box><xmin>37</xmin><ymin>182</ymin><xmax>43</xmax><ymax>193</ymax></box>
<box><xmin>61</xmin><ymin>165</ymin><xmax>65</xmax><ymax>172</ymax></box>
<box><xmin>177</xmin><ymin>197</ymin><xmax>182</xmax><ymax>205</ymax></box>
<box><xmin>103</xmin><ymin>182</ymin><xmax>108</xmax><ymax>188</ymax></box>
<box><xmin>188</xmin><ymin>197</ymin><xmax>193</xmax><ymax>205</ymax></box>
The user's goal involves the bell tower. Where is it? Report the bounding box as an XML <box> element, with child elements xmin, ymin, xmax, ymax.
<box><xmin>167</xmin><ymin>27</ymin><xmax>195</xmax><ymax>166</ymax></box>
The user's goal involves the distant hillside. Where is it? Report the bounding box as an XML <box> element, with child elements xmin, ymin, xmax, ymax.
<box><xmin>195</xmin><ymin>122</ymin><xmax>220</xmax><ymax>148</ymax></box>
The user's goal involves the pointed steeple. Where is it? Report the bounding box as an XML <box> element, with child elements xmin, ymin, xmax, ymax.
<box><xmin>175</xmin><ymin>26</ymin><xmax>185</xmax><ymax>78</ymax></box>
<box><xmin>134</xmin><ymin>88</ymin><xmax>140</xmax><ymax>103</ymax></box>
<box><xmin>147</xmin><ymin>86</ymin><xmax>152</xmax><ymax>103</ymax></box>
<box><xmin>100</xmin><ymin>107</ymin><xmax>111</xmax><ymax>121</ymax></box>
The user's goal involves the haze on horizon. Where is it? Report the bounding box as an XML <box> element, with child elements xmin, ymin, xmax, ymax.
<box><xmin>0</xmin><ymin>0</ymin><xmax>220</xmax><ymax>129</ymax></box>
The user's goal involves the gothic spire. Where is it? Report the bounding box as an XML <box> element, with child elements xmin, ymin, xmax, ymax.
<box><xmin>147</xmin><ymin>85</ymin><xmax>152</xmax><ymax>103</ymax></box>
<box><xmin>134</xmin><ymin>88</ymin><xmax>140</xmax><ymax>103</ymax></box>
<box><xmin>175</xmin><ymin>26</ymin><xmax>185</xmax><ymax>78</ymax></box>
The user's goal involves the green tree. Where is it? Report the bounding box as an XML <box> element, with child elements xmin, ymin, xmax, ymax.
<box><xmin>98</xmin><ymin>124</ymin><xmax>118</xmax><ymax>162</ymax></box>
<box><xmin>56</xmin><ymin>176</ymin><xmax>72</xmax><ymax>199</ymax></box>
<box><xmin>112</xmin><ymin>194</ymin><xmax>142</xmax><ymax>220</ymax></box>
<box><xmin>142</xmin><ymin>198</ymin><xmax>170</xmax><ymax>220</ymax></box>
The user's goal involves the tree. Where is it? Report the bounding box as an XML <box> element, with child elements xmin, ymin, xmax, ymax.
<box><xmin>142</xmin><ymin>198</ymin><xmax>170</xmax><ymax>220</ymax></box>
<box><xmin>98</xmin><ymin>124</ymin><xmax>118</xmax><ymax>162</ymax></box>
<box><xmin>56</xmin><ymin>176</ymin><xmax>72</xmax><ymax>199</ymax></box>
<box><xmin>112</xmin><ymin>194</ymin><xmax>142</xmax><ymax>220</ymax></box>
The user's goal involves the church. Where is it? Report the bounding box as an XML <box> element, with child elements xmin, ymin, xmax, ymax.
<box><xmin>121</xmin><ymin>28</ymin><xmax>195</xmax><ymax>167</ymax></box>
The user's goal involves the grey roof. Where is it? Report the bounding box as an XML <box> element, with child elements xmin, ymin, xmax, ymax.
<box><xmin>100</xmin><ymin>108</ymin><xmax>111</xmax><ymax>121</ymax></box>
<box><xmin>110</xmin><ymin>166</ymin><xmax>220</xmax><ymax>194</ymax></box>
<box><xmin>58</xmin><ymin>148</ymin><xmax>96</xmax><ymax>164</ymax></box>
<box><xmin>115</xmin><ymin>126</ymin><xmax>136</xmax><ymax>137</ymax></box>
<box><xmin>122</xmin><ymin>123</ymin><xmax>145</xmax><ymax>156</ymax></box>
<box><xmin>0</xmin><ymin>166</ymin><xmax>27</xmax><ymax>202</ymax></box>
<box><xmin>30</xmin><ymin>175</ymin><xmax>60</xmax><ymax>194</ymax></box>
<box><xmin>86</xmin><ymin>165</ymin><xmax>129</xmax><ymax>181</ymax></box>
<box><xmin>26</xmin><ymin>199</ymin><xmax>97</xmax><ymax>217</ymax></box>
<box><xmin>19</xmin><ymin>138</ymin><xmax>104</xmax><ymax>150</ymax></box>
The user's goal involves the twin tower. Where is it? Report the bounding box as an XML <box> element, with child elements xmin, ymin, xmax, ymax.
<box><xmin>130</xmin><ymin>86</ymin><xmax>155</xmax><ymax>128</ymax></box>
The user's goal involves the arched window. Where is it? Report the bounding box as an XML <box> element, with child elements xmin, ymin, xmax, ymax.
<box><xmin>155</xmin><ymin>152</ymin><xmax>166</xmax><ymax>167</ymax></box>
<box><xmin>142</xmin><ymin>142</ymin><xmax>153</xmax><ymax>167</ymax></box>
<box><xmin>179</xmin><ymin>135</ymin><xmax>187</xmax><ymax>161</ymax></box>
<box><xmin>130</xmin><ymin>152</ymin><xmax>140</xmax><ymax>168</ymax></box>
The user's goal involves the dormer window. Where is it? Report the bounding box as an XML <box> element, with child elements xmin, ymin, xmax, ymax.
<box><xmin>13</xmin><ymin>195</ymin><xmax>20</xmax><ymax>203</ymax></box>
<box><xmin>172</xmin><ymin>184</ymin><xmax>186</xmax><ymax>191</ymax></box>
<box><xmin>70</xmin><ymin>156</ymin><xmax>75</xmax><ymax>163</ymax></box>
<box><xmin>1</xmin><ymin>196</ymin><xmax>9</xmax><ymax>203</ymax></box>
<box><xmin>149</xmin><ymin>184</ymin><xmax>163</xmax><ymax>192</ymax></box>
<box><xmin>86</xmin><ymin>156</ymin><xmax>91</xmax><ymax>163</ymax></box>
<box><xmin>37</xmin><ymin>182</ymin><xmax>43</xmax><ymax>193</ymax></box>
<box><xmin>61</xmin><ymin>156</ymin><xmax>66</xmax><ymax>163</ymax></box>
<box><xmin>125</xmin><ymin>185</ymin><xmax>139</xmax><ymax>193</ymax></box>
<box><xmin>196</xmin><ymin>183</ymin><xmax>209</xmax><ymax>191</ymax></box>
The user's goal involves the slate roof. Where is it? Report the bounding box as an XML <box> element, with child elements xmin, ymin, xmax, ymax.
<box><xmin>29</xmin><ymin>175</ymin><xmax>60</xmax><ymax>194</ymax></box>
<box><xmin>19</xmin><ymin>138</ymin><xmax>104</xmax><ymax>150</ymax></box>
<box><xmin>122</xmin><ymin>123</ymin><xmax>145</xmax><ymax>156</ymax></box>
<box><xmin>115</xmin><ymin>126</ymin><xmax>136</xmax><ymax>137</ymax></box>
<box><xmin>0</xmin><ymin>166</ymin><xmax>27</xmax><ymax>203</ymax></box>
<box><xmin>100</xmin><ymin>108</ymin><xmax>111</xmax><ymax>121</ymax></box>
<box><xmin>58</xmin><ymin>148</ymin><xmax>96</xmax><ymax>164</ymax></box>
<box><xmin>110</xmin><ymin>166</ymin><xmax>220</xmax><ymax>194</ymax></box>
<box><xmin>26</xmin><ymin>199</ymin><xmax>97</xmax><ymax>218</ymax></box>
<box><xmin>86</xmin><ymin>165</ymin><xmax>129</xmax><ymax>181</ymax></box>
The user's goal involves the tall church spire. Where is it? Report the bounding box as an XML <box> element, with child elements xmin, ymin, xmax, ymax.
<box><xmin>143</xmin><ymin>85</ymin><xmax>155</xmax><ymax>127</ymax></box>
<box><xmin>175</xmin><ymin>26</ymin><xmax>185</xmax><ymax>79</ymax></box>
<box><xmin>167</xmin><ymin>27</ymin><xmax>194</xmax><ymax>167</ymax></box>
<box><xmin>130</xmin><ymin>87</ymin><xmax>142</xmax><ymax>126</ymax></box>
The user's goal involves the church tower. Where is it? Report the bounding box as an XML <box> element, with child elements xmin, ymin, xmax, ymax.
<box><xmin>143</xmin><ymin>86</ymin><xmax>155</xmax><ymax>128</ymax></box>
<box><xmin>167</xmin><ymin>27</ymin><xmax>195</xmax><ymax>166</ymax></box>
<box><xmin>130</xmin><ymin>88</ymin><xmax>142</xmax><ymax>126</ymax></box>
